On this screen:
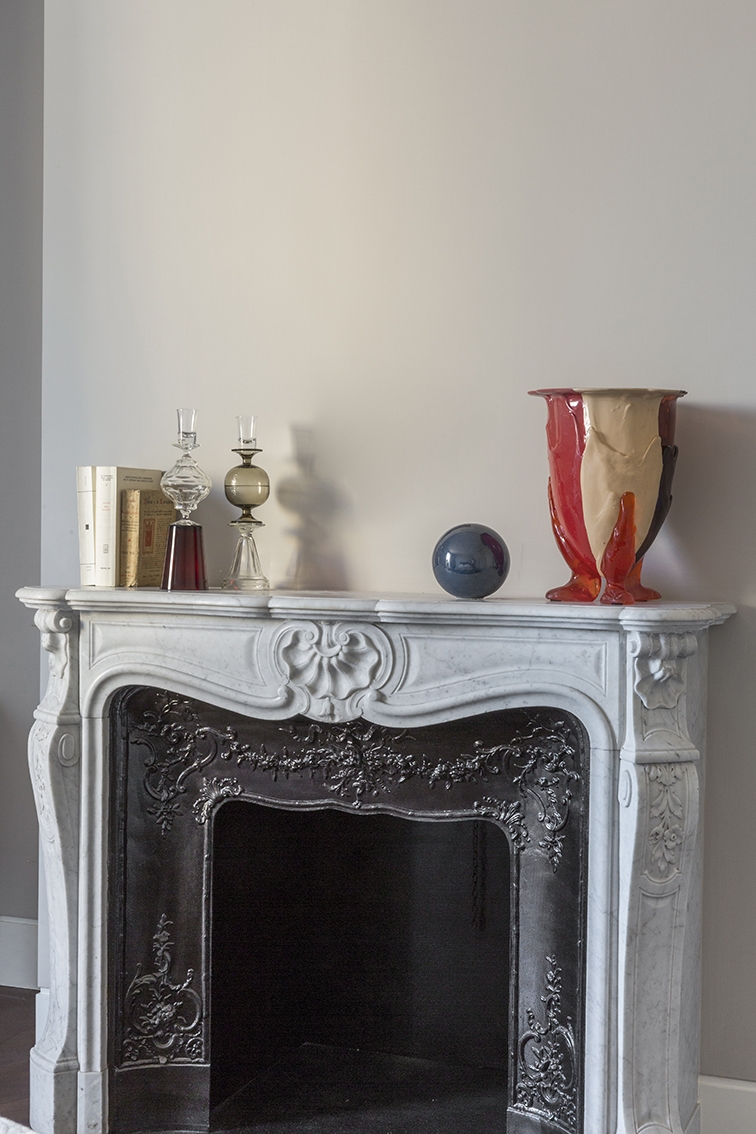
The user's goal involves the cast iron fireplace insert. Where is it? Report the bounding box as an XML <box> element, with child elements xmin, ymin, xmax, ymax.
<box><xmin>108</xmin><ymin>687</ymin><xmax>588</xmax><ymax>1134</ymax></box>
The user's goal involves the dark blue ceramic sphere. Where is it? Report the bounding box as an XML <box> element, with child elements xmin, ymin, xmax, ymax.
<box><xmin>432</xmin><ymin>523</ymin><xmax>510</xmax><ymax>599</ymax></box>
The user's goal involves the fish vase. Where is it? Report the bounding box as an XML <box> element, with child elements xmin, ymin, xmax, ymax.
<box><xmin>529</xmin><ymin>387</ymin><xmax>686</xmax><ymax>604</ymax></box>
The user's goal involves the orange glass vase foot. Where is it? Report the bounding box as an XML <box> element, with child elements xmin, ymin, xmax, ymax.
<box><xmin>599</xmin><ymin>492</ymin><xmax>637</xmax><ymax>605</ymax></box>
<box><xmin>624</xmin><ymin>560</ymin><xmax>661</xmax><ymax>602</ymax></box>
<box><xmin>546</xmin><ymin>574</ymin><xmax>601</xmax><ymax>603</ymax></box>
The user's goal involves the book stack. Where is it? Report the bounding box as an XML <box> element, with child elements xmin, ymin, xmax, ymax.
<box><xmin>76</xmin><ymin>467</ymin><xmax>177</xmax><ymax>587</ymax></box>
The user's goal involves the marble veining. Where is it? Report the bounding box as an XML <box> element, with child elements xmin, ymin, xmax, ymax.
<box><xmin>16</xmin><ymin>586</ymin><xmax>733</xmax><ymax>1134</ymax></box>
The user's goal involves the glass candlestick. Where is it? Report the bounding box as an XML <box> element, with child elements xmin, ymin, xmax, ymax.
<box><xmin>222</xmin><ymin>415</ymin><xmax>270</xmax><ymax>591</ymax></box>
<box><xmin>160</xmin><ymin>408</ymin><xmax>212</xmax><ymax>591</ymax></box>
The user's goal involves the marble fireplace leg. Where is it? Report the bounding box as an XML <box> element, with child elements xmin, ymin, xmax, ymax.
<box><xmin>76</xmin><ymin>713</ymin><xmax>109</xmax><ymax>1134</ymax></box>
<box><xmin>26</xmin><ymin>598</ymin><xmax>81</xmax><ymax>1134</ymax></box>
<box><xmin>617</xmin><ymin>630</ymin><xmax>703</xmax><ymax>1134</ymax></box>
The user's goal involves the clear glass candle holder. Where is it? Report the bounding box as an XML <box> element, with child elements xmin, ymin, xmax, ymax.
<box><xmin>160</xmin><ymin>408</ymin><xmax>212</xmax><ymax>591</ymax></box>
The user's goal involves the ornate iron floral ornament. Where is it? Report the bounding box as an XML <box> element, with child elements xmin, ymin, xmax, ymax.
<box><xmin>132</xmin><ymin>694</ymin><xmax>581</xmax><ymax>872</ymax></box>
<box><xmin>473</xmin><ymin>719</ymin><xmax>580</xmax><ymax>871</ymax></box>
<box><xmin>193</xmin><ymin>776</ymin><xmax>242</xmax><ymax>824</ymax></box>
<box><xmin>271</xmin><ymin>718</ymin><xmax>506</xmax><ymax>800</ymax></box>
<box><xmin>513</xmin><ymin>955</ymin><xmax>577</xmax><ymax>1133</ymax></box>
<box><xmin>122</xmin><ymin>915</ymin><xmax>203</xmax><ymax>1065</ymax></box>
<box><xmin>134</xmin><ymin>694</ymin><xmax>508</xmax><ymax>831</ymax></box>
<box><xmin>474</xmin><ymin>796</ymin><xmax>529</xmax><ymax>852</ymax></box>
<box><xmin>133</xmin><ymin>694</ymin><xmax>251</xmax><ymax>835</ymax></box>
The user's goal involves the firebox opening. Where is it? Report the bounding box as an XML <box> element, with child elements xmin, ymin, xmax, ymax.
<box><xmin>210</xmin><ymin>800</ymin><xmax>511</xmax><ymax>1132</ymax></box>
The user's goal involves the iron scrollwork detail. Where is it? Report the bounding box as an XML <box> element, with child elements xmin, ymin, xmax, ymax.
<box><xmin>187</xmin><ymin>713</ymin><xmax>508</xmax><ymax>823</ymax></box>
<box><xmin>474</xmin><ymin>720</ymin><xmax>580</xmax><ymax>871</ymax></box>
<box><xmin>193</xmin><ymin>776</ymin><xmax>242</xmax><ymax>824</ymax></box>
<box><xmin>266</xmin><ymin>718</ymin><xmax>503</xmax><ymax>800</ymax></box>
<box><xmin>474</xmin><ymin>797</ymin><xmax>529</xmax><ymax>852</ymax></box>
<box><xmin>133</xmin><ymin>695</ymin><xmax>580</xmax><ymax>870</ymax></box>
<box><xmin>133</xmin><ymin>694</ymin><xmax>252</xmax><ymax>835</ymax></box>
<box><xmin>134</xmin><ymin>694</ymin><xmax>507</xmax><ymax>830</ymax></box>
<box><xmin>122</xmin><ymin>915</ymin><xmax>203</xmax><ymax>1065</ymax></box>
<box><xmin>185</xmin><ymin>716</ymin><xmax>508</xmax><ymax>820</ymax></box>
<box><xmin>513</xmin><ymin>955</ymin><xmax>577</xmax><ymax>1133</ymax></box>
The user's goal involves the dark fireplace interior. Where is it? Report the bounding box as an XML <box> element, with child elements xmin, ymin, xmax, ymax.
<box><xmin>109</xmin><ymin>687</ymin><xmax>587</xmax><ymax>1134</ymax></box>
<box><xmin>210</xmin><ymin>803</ymin><xmax>510</xmax><ymax>1130</ymax></box>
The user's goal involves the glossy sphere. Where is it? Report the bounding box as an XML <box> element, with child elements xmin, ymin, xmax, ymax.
<box><xmin>432</xmin><ymin>524</ymin><xmax>510</xmax><ymax>599</ymax></box>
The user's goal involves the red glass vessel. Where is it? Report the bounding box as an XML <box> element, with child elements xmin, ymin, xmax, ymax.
<box><xmin>161</xmin><ymin>523</ymin><xmax>208</xmax><ymax>591</ymax></box>
<box><xmin>529</xmin><ymin>388</ymin><xmax>686</xmax><ymax>604</ymax></box>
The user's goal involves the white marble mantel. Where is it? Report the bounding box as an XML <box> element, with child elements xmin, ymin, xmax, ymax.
<box><xmin>17</xmin><ymin>586</ymin><xmax>734</xmax><ymax>1134</ymax></box>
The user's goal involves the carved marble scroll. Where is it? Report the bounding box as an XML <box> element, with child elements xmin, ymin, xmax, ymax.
<box><xmin>624</xmin><ymin>631</ymin><xmax>699</xmax><ymax>763</ymax></box>
<box><xmin>25</xmin><ymin>601</ymin><xmax>81</xmax><ymax>1134</ymax></box>
<box><xmin>271</xmin><ymin>621</ymin><xmax>393</xmax><ymax>720</ymax></box>
<box><xmin>633</xmin><ymin>633</ymin><xmax>697</xmax><ymax>711</ymax></box>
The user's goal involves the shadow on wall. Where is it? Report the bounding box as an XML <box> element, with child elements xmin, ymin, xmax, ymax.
<box><xmin>276</xmin><ymin>425</ymin><xmax>351</xmax><ymax>592</ymax></box>
<box><xmin>652</xmin><ymin>404</ymin><xmax>756</xmax><ymax>1079</ymax></box>
<box><xmin>192</xmin><ymin>425</ymin><xmax>351</xmax><ymax>592</ymax></box>
<box><xmin>651</xmin><ymin>404</ymin><xmax>756</xmax><ymax>603</ymax></box>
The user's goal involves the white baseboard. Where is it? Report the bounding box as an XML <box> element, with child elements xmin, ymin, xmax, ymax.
<box><xmin>700</xmin><ymin>1075</ymin><xmax>756</xmax><ymax>1134</ymax></box>
<box><xmin>0</xmin><ymin>915</ymin><xmax>38</xmax><ymax>989</ymax></box>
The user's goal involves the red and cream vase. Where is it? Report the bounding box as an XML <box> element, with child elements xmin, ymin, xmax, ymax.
<box><xmin>529</xmin><ymin>387</ymin><xmax>686</xmax><ymax>604</ymax></box>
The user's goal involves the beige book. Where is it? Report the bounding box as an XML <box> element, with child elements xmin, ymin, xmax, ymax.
<box><xmin>119</xmin><ymin>489</ymin><xmax>177</xmax><ymax>587</ymax></box>
<box><xmin>95</xmin><ymin>467</ymin><xmax>164</xmax><ymax>585</ymax></box>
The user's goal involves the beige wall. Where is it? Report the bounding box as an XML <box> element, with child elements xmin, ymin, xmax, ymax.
<box><xmin>41</xmin><ymin>1</ymin><xmax>756</xmax><ymax>1078</ymax></box>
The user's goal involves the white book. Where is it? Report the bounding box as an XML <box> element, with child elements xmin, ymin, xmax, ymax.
<box><xmin>76</xmin><ymin>466</ymin><xmax>97</xmax><ymax>586</ymax></box>
<box><xmin>94</xmin><ymin>467</ymin><xmax>165</xmax><ymax>586</ymax></box>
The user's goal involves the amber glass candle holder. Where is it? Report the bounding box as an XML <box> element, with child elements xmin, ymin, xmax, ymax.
<box><xmin>160</xmin><ymin>409</ymin><xmax>212</xmax><ymax>591</ymax></box>
<box><xmin>222</xmin><ymin>415</ymin><xmax>270</xmax><ymax>591</ymax></box>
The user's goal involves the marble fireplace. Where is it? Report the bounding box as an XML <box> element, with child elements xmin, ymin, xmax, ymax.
<box><xmin>17</xmin><ymin>587</ymin><xmax>733</xmax><ymax>1134</ymax></box>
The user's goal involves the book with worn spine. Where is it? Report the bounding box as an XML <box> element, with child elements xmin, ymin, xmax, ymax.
<box><xmin>119</xmin><ymin>489</ymin><xmax>177</xmax><ymax>587</ymax></box>
<box><xmin>94</xmin><ymin>467</ymin><xmax>164</xmax><ymax>586</ymax></box>
<box><xmin>76</xmin><ymin>466</ymin><xmax>97</xmax><ymax>585</ymax></box>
